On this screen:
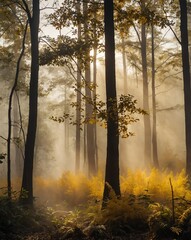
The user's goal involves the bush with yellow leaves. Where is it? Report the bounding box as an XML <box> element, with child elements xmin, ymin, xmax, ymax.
<box><xmin>34</xmin><ymin>171</ymin><xmax>104</xmax><ymax>206</ymax></box>
<box><xmin>2</xmin><ymin>168</ymin><xmax>191</xmax><ymax>233</ymax></box>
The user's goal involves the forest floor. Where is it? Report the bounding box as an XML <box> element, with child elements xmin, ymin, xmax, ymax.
<box><xmin>0</xmin><ymin>203</ymin><xmax>178</xmax><ymax>240</ymax></box>
<box><xmin>7</xmin><ymin>232</ymin><xmax>153</xmax><ymax>240</ymax></box>
<box><xmin>0</xmin><ymin>227</ymin><xmax>153</xmax><ymax>240</ymax></box>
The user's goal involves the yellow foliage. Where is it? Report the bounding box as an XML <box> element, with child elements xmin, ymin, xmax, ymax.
<box><xmin>87</xmin><ymin>171</ymin><xmax>104</xmax><ymax>199</ymax></box>
<box><xmin>120</xmin><ymin>169</ymin><xmax>191</xmax><ymax>207</ymax></box>
<box><xmin>1</xmin><ymin>168</ymin><xmax>191</xmax><ymax>235</ymax></box>
<box><xmin>32</xmin><ymin>172</ymin><xmax>104</xmax><ymax>206</ymax></box>
<box><xmin>96</xmin><ymin>195</ymin><xmax>149</xmax><ymax>230</ymax></box>
<box><xmin>121</xmin><ymin>169</ymin><xmax>148</xmax><ymax>196</ymax></box>
<box><xmin>1</xmin><ymin>169</ymin><xmax>190</xmax><ymax>213</ymax></box>
<box><xmin>57</xmin><ymin>172</ymin><xmax>90</xmax><ymax>204</ymax></box>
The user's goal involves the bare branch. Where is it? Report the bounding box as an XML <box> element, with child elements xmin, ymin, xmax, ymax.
<box><xmin>156</xmin><ymin>70</ymin><xmax>182</xmax><ymax>88</ymax></box>
<box><xmin>132</xmin><ymin>23</ymin><xmax>141</xmax><ymax>45</ymax></box>
<box><xmin>168</xmin><ymin>24</ymin><xmax>181</xmax><ymax>45</ymax></box>
<box><xmin>21</xmin><ymin>0</ymin><xmax>32</xmax><ymax>20</ymax></box>
<box><xmin>155</xmin><ymin>55</ymin><xmax>173</xmax><ymax>72</ymax></box>
<box><xmin>0</xmin><ymin>136</ymin><xmax>7</xmax><ymax>142</ymax></box>
<box><xmin>162</xmin><ymin>6</ymin><xmax>181</xmax><ymax>45</ymax></box>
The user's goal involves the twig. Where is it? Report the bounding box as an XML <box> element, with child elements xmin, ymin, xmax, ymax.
<box><xmin>0</xmin><ymin>136</ymin><xmax>7</xmax><ymax>142</ymax></box>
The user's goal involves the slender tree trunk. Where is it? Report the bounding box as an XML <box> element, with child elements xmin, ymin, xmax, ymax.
<box><xmin>93</xmin><ymin>47</ymin><xmax>98</xmax><ymax>172</ymax></box>
<box><xmin>13</xmin><ymin>94</ymin><xmax>22</xmax><ymax>177</ymax></box>
<box><xmin>93</xmin><ymin>2</ymin><xmax>98</xmax><ymax>172</ymax></box>
<box><xmin>84</xmin><ymin>124</ymin><xmax>87</xmax><ymax>167</ymax></box>
<box><xmin>103</xmin><ymin>0</ymin><xmax>120</xmax><ymax>205</ymax></box>
<box><xmin>15</xmin><ymin>91</ymin><xmax>25</xmax><ymax>176</ymax></box>
<box><xmin>122</xmin><ymin>36</ymin><xmax>127</xmax><ymax>93</ymax></box>
<box><xmin>21</xmin><ymin>0</ymin><xmax>40</xmax><ymax>205</ymax></box>
<box><xmin>7</xmin><ymin>22</ymin><xmax>28</xmax><ymax>198</ymax></box>
<box><xmin>151</xmin><ymin>23</ymin><xmax>159</xmax><ymax>169</ymax></box>
<box><xmin>141</xmin><ymin>0</ymin><xmax>151</xmax><ymax>167</ymax></box>
<box><xmin>179</xmin><ymin>0</ymin><xmax>191</xmax><ymax>177</ymax></box>
<box><xmin>64</xmin><ymin>86</ymin><xmax>69</xmax><ymax>157</ymax></box>
<box><xmin>83</xmin><ymin>1</ymin><xmax>96</xmax><ymax>177</ymax></box>
<box><xmin>75</xmin><ymin>0</ymin><xmax>81</xmax><ymax>174</ymax></box>
<box><xmin>86</xmin><ymin>70</ymin><xmax>96</xmax><ymax>177</ymax></box>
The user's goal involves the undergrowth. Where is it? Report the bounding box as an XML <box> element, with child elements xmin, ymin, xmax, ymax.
<box><xmin>0</xmin><ymin>189</ymin><xmax>54</xmax><ymax>239</ymax></box>
<box><xmin>1</xmin><ymin>169</ymin><xmax>191</xmax><ymax>239</ymax></box>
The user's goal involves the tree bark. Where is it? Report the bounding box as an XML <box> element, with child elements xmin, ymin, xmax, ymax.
<box><xmin>21</xmin><ymin>0</ymin><xmax>40</xmax><ymax>205</ymax></box>
<box><xmin>93</xmin><ymin>0</ymin><xmax>98</xmax><ymax>172</ymax></box>
<box><xmin>75</xmin><ymin>0</ymin><xmax>81</xmax><ymax>174</ymax></box>
<box><xmin>122</xmin><ymin>36</ymin><xmax>127</xmax><ymax>94</ymax></box>
<box><xmin>151</xmin><ymin>23</ymin><xmax>159</xmax><ymax>169</ymax></box>
<box><xmin>141</xmin><ymin>0</ymin><xmax>152</xmax><ymax>167</ymax></box>
<box><xmin>179</xmin><ymin>0</ymin><xmax>191</xmax><ymax>177</ymax></box>
<box><xmin>7</xmin><ymin>21</ymin><xmax>28</xmax><ymax>199</ymax></box>
<box><xmin>102</xmin><ymin>0</ymin><xmax>121</xmax><ymax>205</ymax></box>
<box><xmin>83</xmin><ymin>1</ymin><xmax>96</xmax><ymax>177</ymax></box>
<box><xmin>93</xmin><ymin>47</ymin><xmax>98</xmax><ymax>172</ymax></box>
<box><xmin>13</xmin><ymin>93</ymin><xmax>23</xmax><ymax>177</ymax></box>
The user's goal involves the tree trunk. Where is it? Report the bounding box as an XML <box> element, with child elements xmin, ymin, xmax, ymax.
<box><xmin>75</xmin><ymin>0</ymin><xmax>81</xmax><ymax>174</ymax></box>
<box><xmin>122</xmin><ymin>36</ymin><xmax>127</xmax><ymax>94</ymax></box>
<box><xmin>102</xmin><ymin>0</ymin><xmax>120</xmax><ymax>205</ymax></box>
<box><xmin>93</xmin><ymin>1</ymin><xmax>98</xmax><ymax>172</ymax></box>
<box><xmin>83</xmin><ymin>1</ymin><xmax>96</xmax><ymax>177</ymax></box>
<box><xmin>84</xmin><ymin>124</ymin><xmax>87</xmax><ymax>167</ymax></box>
<box><xmin>141</xmin><ymin>0</ymin><xmax>152</xmax><ymax>167</ymax></box>
<box><xmin>64</xmin><ymin>86</ymin><xmax>70</xmax><ymax>158</ymax></box>
<box><xmin>93</xmin><ymin>47</ymin><xmax>98</xmax><ymax>172</ymax></box>
<box><xmin>7</xmin><ymin>21</ymin><xmax>28</xmax><ymax>198</ymax></box>
<box><xmin>179</xmin><ymin>0</ymin><xmax>191</xmax><ymax>177</ymax></box>
<box><xmin>13</xmin><ymin>93</ymin><xmax>23</xmax><ymax>177</ymax></box>
<box><xmin>151</xmin><ymin>23</ymin><xmax>159</xmax><ymax>169</ymax></box>
<box><xmin>21</xmin><ymin>0</ymin><xmax>40</xmax><ymax>205</ymax></box>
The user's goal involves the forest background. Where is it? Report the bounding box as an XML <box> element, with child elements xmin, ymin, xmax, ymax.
<box><xmin>1</xmin><ymin>0</ymin><xmax>191</xmax><ymax>239</ymax></box>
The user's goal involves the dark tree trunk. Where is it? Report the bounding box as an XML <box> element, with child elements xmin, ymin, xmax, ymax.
<box><xmin>75</xmin><ymin>0</ymin><xmax>81</xmax><ymax>174</ymax></box>
<box><xmin>21</xmin><ymin>0</ymin><xmax>40</xmax><ymax>205</ymax></box>
<box><xmin>7</xmin><ymin>22</ymin><xmax>28</xmax><ymax>198</ymax></box>
<box><xmin>141</xmin><ymin>0</ymin><xmax>152</xmax><ymax>167</ymax></box>
<box><xmin>179</xmin><ymin>0</ymin><xmax>191</xmax><ymax>177</ymax></box>
<box><xmin>151</xmin><ymin>23</ymin><xmax>159</xmax><ymax>169</ymax></box>
<box><xmin>102</xmin><ymin>0</ymin><xmax>121</xmax><ymax>205</ymax></box>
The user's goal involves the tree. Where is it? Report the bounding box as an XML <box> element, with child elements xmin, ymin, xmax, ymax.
<box><xmin>7</xmin><ymin>21</ymin><xmax>28</xmax><ymax>198</ymax></box>
<box><xmin>92</xmin><ymin>0</ymin><xmax>99</xmax><ymax>171</ymax></box>
<box><xmin>75</xmin><ymin>0</ymin><xmax>82</xmax><ymax>174</ymax></box>
<box><xmin>179</xmin><ymin>0</ymin><xmax>191</xmax><ymax>177</ymax></box>
<box><xmin>0</xmin><ymin>1</ymin><xmax>29</xmax><ymax>197</ymax></box>
<box><xmin>42</xmin><ymin>0</ymin><xmax>102</xmax><ymax>176</ymax></box>
<box><xmin>83</xmin><ymin>1</ymin><xmax>96</xmax><ymax>177</ymax></box>
<box><xmin>151</xmin><ymin>14</ymin><xmax>159</xmax><ymax>169</ymax></box>
<box><xmin>20</xmin><ymin>0</ymin><xmax>40</xmax><ymax>205</ymax></box>
<box><xmin>102</xmin><ymin>0</ymin><xmax>121</xmax><ymax>205</ymax></box>
<box><xmin>140</xmin><ymin>0</ymin><xmax>152</xmax><ymax>167</ymax></box>
<box><xmin>121</xmin><ymin>36</ymin><xmax>128</xmax><ymax>93</ymax></box>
